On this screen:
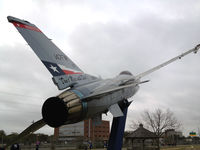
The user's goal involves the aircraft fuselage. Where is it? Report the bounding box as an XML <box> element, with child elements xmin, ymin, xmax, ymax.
<box><xmin>42</xmin><ymin>73</ymin><xmax>139</xmax><ymax>127</ymax></box>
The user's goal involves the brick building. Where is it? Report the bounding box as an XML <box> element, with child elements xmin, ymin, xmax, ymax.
<box><xmin>54</xmin><ymin>119</ymin><xmax>110</xmax><ymax>142</ymax></box>
<box><xmin>84</xmin><ymin>119</ymin><xmax>110</xmax><ymax>141</ymax></box>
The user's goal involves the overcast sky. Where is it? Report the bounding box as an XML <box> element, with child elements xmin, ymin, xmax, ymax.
<box><xmin>1</xmin><ymin>0</ymin><xmax>200</xmax><ymax>136</ymax></box>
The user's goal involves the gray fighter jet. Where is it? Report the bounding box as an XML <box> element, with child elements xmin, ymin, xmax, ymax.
<box><xmin>6</xmin><ymin>16</ymin><xmax>200</xmax><ymax>145</ymax></box>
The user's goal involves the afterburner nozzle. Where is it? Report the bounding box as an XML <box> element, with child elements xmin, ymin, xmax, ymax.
<box><xmin>42</xmin><ymin>97</ymin><xmax>68</xmax><ymax>128</ymax></box>
<box><xmin>42</xmin><ymin>90</ymin><xmax>86</xmax><ymax>128</ymax></box>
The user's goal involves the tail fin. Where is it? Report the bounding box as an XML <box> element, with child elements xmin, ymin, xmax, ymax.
<box><xmin>8</xmin><ymin>16</ymin><xmax>98</xmax><ymax>90</ymax></box>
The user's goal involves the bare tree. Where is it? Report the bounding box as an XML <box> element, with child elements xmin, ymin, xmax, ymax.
<box><xmin>129</xmin><ymin>108</ymin><xmax>181</xmax><ymax>150</ymax></box>
<box><xmin>130</xmin><ymin>108</ymin><xmax>181</xmax><ymax>137</ymax></box>
<box><xmin>142</xmin><ymin>108</ymin><xmax>181</xmax><ymax>137</ymax></box>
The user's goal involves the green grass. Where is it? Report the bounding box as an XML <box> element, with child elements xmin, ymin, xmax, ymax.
<box><xmin>161</xmin><ymin>145</ymin><xmax>200</xmax><ymax>150</ymax></box>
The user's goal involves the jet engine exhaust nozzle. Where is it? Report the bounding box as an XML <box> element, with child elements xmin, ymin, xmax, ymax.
<box><xmin>42</xmin><ymin>97</ymin><xmax>68</xmax><ymax>128</ymax></box>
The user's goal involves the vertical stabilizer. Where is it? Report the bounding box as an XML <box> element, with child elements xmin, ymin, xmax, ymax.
<box><xmin>8</xmin><ymin>16</ymin><xmax>98</xmax><ymax>90</ymax></box>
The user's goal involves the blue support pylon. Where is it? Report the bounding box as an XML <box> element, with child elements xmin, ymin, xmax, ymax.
<box><xmin>107</xmin><ymin>100</ymin><xmax>130</xmax><ymax>150</ymax></box>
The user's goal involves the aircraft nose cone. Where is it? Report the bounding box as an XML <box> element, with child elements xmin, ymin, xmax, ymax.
<box><xmin>42</xmin><ymin>97</ymin><xmax>68</xmax><ymax>128</ymax></box>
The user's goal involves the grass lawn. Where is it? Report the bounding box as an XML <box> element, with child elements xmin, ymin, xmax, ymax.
<box><xmin>161</xmin><ymin>145</ymin><xmax>200</xmax><ymax>150</ymax></box>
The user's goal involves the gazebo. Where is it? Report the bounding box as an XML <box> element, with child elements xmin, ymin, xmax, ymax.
<box><xmin>126</xmin><ymin>124</ymin><xmax>159</xmax><ymax>150</ymax></box>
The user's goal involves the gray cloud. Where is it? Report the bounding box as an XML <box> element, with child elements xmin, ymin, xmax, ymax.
<box><xmin>0</xmin><ymin>44</ymin><xmax>58</xmax><ymax>134</ymax></box>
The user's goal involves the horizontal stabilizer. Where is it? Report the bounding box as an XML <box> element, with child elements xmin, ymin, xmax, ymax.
<box><xmin>5</xmin><ymin>119</ymin><xmax>45</xmax><ymax>148</ymax></box>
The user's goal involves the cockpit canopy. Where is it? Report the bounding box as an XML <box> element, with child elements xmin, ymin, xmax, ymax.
<box><xmin>119</xmin><ymin>71</ymin><xmax>133</xmax><ymax>76</ymax></box>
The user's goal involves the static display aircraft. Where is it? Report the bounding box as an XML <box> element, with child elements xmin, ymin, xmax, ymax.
<box><xmin>6</xmin><ymin>16</ymin><xmax>200</xmax><ymax>146</ymax></box>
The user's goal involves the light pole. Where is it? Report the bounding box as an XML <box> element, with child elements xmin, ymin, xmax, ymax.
<box><xmin>1</xmin><ymin>135</ymin><xmax>3</xmax><ymax>146</ymax></box>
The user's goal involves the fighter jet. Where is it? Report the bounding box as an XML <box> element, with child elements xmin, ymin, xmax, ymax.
<box><xmin>6</xmin><ymin>16</ymin><xmax>200</xmax><ymax>145</ymax></box>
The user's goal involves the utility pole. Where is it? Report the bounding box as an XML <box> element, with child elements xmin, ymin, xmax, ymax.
<box><xmin>88</xmin><ymin>119</ymin><xmax>90</xmax><ymax>141</ymax></box>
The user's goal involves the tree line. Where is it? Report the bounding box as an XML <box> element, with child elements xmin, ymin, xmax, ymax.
<box><xmin>0</xmin><ymin>131</ymin><xmax>52</xmax><ymax>145</ymax></box>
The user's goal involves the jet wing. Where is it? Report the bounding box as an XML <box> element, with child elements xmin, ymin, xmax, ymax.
<box><xmin>135</xmin><ymin>44</ymin><xmax>200</xmax><ymax>79</ymax></box>
<box><xmin>82</xmin><ymin>82</ymin><xmax>139</xmax><ymax>102</ymax></box>
<box><xmin>83</xmin><ymin>44</ymin><xmax>200</xmax><ymax>102</ymax></box>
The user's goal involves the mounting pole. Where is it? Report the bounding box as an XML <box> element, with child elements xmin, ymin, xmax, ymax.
<box><xmin>107</xmin><ymin>100</ymin><xmax>130</xmax><ymax>150</ymax></box>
